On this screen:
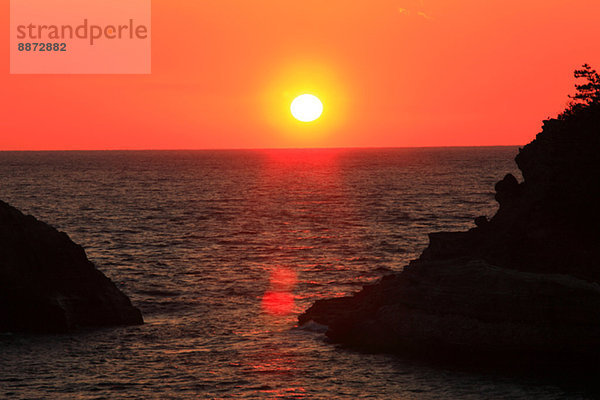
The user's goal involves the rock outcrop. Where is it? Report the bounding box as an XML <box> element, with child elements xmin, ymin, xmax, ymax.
<box><xmin>299</xmin><ymin>102</ymin><xmax>600</xmax><ymax>367</ymax></box>
<box><xmin>0</xmin><ymin>200</ymin><xmax>143</xmax><ymax>333</ymax></box>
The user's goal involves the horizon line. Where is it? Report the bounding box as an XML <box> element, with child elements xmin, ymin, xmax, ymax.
<box><xmin>0</xmin><ymin>144</ymin><xmax>523</xmax><ymax>152</ymax></box>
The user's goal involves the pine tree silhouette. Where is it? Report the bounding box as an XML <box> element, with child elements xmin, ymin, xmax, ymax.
<box><xmin>560</xmin><ymin>64</ymin><xmax>600</xmax><ymax>118</ymax></box>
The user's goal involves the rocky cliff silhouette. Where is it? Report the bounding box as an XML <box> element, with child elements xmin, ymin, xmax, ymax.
<box><xmin>0</xmin><ymin>200</ymin><xmax>143</xmax><ymax>332</ymax></box>
<box><xmin>300</xmin><ymin>93</ymin><xmax>600</xmax><ymax>368</ymax></box>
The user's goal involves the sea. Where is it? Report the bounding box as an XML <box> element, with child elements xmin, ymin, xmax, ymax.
<box><xmin>0</xmin><ymin>147</ymin><xmax>594</xmax><ymax>399</ymax></box>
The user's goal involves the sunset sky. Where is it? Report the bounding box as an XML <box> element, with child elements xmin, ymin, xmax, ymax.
<box><xmin>2</xmin><ymin>0</ymin><xmax>600</xmax><ymax>150</ymax></box>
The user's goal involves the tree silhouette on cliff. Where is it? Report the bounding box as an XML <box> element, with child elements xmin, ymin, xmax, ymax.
<box><xmin>561</xmin><ymin>64</ymin><xmax>600</xmax><ymax>118</ymax></box>
<box><xmin>572</xmin><ymin>64</ymin><xmax>600</xmax><ymax>104</ymax></box>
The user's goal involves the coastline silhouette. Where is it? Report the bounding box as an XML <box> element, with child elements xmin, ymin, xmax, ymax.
<box><xmin>300</xmin><ymin>65</ymin><xmax>600</xmax><ymax>370</ymax></box>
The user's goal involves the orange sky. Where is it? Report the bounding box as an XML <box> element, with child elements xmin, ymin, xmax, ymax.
<box><xmin>2</xmin><ymin>0</ymin><xmax>600</xmax><ymax>150</ymax></box>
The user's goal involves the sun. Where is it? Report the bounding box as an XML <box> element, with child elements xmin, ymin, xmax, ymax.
<box><xmin>290</xmin><ymin>94</ymin><xmax>323</xmax><ymax>122</ymax></box>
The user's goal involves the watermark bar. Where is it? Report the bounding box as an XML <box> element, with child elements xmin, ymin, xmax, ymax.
<box><xmin>10</xmin><ymin>0</ymin><xmax>151</xmax><ymax>74</ymax></box>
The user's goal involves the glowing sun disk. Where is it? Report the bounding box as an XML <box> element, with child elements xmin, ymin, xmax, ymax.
<box><xmin>290</xmin><ymin>94</ymin><xmax>323</xmax><ymax>122</ymax></box>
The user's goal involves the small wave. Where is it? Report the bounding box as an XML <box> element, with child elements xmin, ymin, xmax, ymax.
<box><xmin>137</xmin><ymin>289</ymin><xmax>181</xmax><ymax>297</ymax></box>
<box><xmin>378</xmin><ymin>240</ymin><xmax>406</xmax><ymax>254</ymax></box>
<box><xmin>297</xmin><ymin>320</ymin><xmax>328</xmax><ymax>333</ymax></box>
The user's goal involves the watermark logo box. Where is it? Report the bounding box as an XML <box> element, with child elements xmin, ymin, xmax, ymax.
<box><xmin>10</xmin><ymin>0</ymin><xmax>151</xmax><ymax>74</ymax></box>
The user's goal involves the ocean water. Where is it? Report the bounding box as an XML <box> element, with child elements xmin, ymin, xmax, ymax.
<box><xmin>0</xmin><ymin>148</ymin><xmax>592</xmax><ymax>399</ymax></box>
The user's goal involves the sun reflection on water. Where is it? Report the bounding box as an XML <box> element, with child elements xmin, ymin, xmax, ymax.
<box><xmin>262</xmin><ymin>266</ymin><xmax>298</xmax><ymax>316</ymax></box>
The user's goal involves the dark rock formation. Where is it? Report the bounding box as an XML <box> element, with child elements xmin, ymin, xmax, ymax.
<box><xmin>0</xmin><ymin>200</ymin><xmax>143</xmax><ymax>333</ymax></box>
<box><xmin>299</xmin><ymin>103</ymin><xmax>600</xmax><ymax>367</ymax></box>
